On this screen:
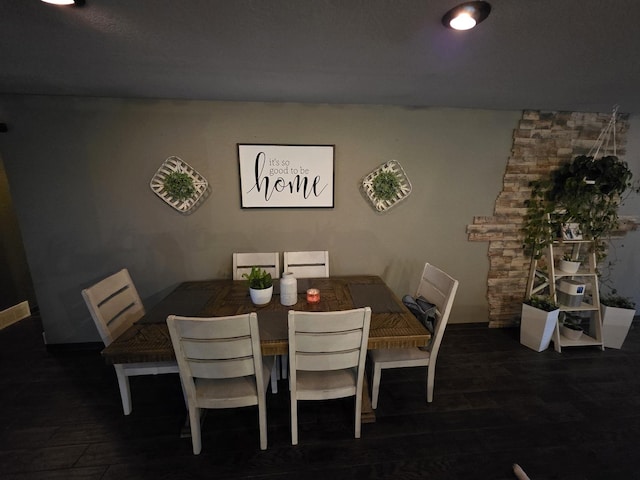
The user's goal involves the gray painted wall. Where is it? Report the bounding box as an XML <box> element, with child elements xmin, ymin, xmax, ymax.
<box><xmin>0</xmin><ymin>95</ymin><xmax>637</xmax><ymax>344</ymax></box>
<box><xmin>0</xmin><ymin>154</ymin><xmax>34</xmax><ymax>310</ymax></box>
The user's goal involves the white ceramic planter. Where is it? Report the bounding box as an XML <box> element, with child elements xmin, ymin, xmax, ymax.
<box><xmin>249</xmin><ymin>286</ymin><xmax>273</xmax><ymax>306</ymax></box>
<box><xmin>558</xmin><ymin>259</ymin><xmax>580</xmax><ymax>274</ymax></box>
<box><xmin>520</xmin><ymin>303</ymin><xmax>560</xmax><ymax>352</ymax></box>
<box><xmin>560</xmin><ymin>325</ymin><xmax>583</xmax><ymax>341</ymax></box>
<box><xmin>601</xmin><ymin>304</ymin><xmax>636</xmax><ymax>349</ymax></box>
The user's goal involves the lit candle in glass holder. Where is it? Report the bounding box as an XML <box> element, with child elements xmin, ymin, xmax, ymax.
<box><xmin>306</xmin><ymin>288</ymin><xmax>320</xmax><ymax>304</ymax></box>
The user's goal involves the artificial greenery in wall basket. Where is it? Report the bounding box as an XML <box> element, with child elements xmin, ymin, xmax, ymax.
<box><xmin>361</xmin><ymin>160</ymin><xmax>412</xmax><ymax>213</ymax></box>
<box><xmin>150</xmin><ymin>156</ymin><xmax>209</xmax><ymax>214</ymax></box>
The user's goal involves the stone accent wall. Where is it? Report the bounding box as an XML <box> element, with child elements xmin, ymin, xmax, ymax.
<box><xmin>467</xmin><ymin>110</ymin><xmax>633</xmax><ymax>328</ymax></box>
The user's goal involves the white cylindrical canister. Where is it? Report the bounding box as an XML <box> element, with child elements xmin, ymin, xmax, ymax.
<box><xmin>280</xmin><ymin>272</ymin><xmax>298</xmax><ymax>306</ymax></box>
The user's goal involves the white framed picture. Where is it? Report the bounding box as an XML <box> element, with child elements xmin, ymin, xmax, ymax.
<box><xmin>561</xmin><ymin>223</ymin><xmax>583</xmax><ymax>240</ymax></box>
<box><xmin>238</xmin><ymin>144</ymin><xmax>334</xmax><ymax>208</ymax></box>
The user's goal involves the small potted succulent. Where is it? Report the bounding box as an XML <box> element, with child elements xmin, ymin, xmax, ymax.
<box><xmin>600</xmin><ymin>290</ymin><xmax>637</xmax><ymax>349</ymax></box>
<box><xmin>520</xmin><ymin>295</ymin><xmax>560</xmax><ymax>352</ymax></box>
<box><xmin>242</xmin><ymin>266</ymin><xmax>273</xmax><ymax>306</ymax></box>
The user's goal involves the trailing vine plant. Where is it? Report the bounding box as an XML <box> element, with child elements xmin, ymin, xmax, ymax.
<box><xmin>522</xmin><ymin>154</ymin><xmax>637</xmax><ymax>261</ymax></box>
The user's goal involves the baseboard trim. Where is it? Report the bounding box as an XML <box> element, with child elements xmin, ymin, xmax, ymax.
<box><xmin>0</xmin><ymin>301</ymin><xmax>31</xmax><ymax>330</ymax></box>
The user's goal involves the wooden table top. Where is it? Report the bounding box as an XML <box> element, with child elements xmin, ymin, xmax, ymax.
<box><xmin>101</xmin><ymin>275</ymin><xmax>430</xmax><ymax>364</ymax></box>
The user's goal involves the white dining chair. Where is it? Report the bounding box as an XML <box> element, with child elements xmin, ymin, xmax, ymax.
<box><xmin>288</xmin><ymin>307</ymin><xmax>371</xmax><ymax>445</ymax></box>
<box><xmin>369</xmin><ymin>263</ymin><xmax>459</xmax><ymax>407</ymax></box>
<box><xmin>279</xmin><ymin>250</ymin><xmax>330</xmax><ymax>388</ymax></box>
<box><xmin>233</xmin><ymin>252</ymin><xmax>282</xmax><ymax>393</ymax></box>
<box><xmin>81</xmin><ymin>268</ymin><xmax>180</xmax><ymax>415</ymax></box>
<box><xmin>167</xmin><ymin>313</ymin><xmax>274</xmax><ymax>454</ymax></box>
<box><xmin>283</xmin><ymin>250</ymin><xmax>329</xmax><ymax>278</ymax></box>
<box><xmin>232</xmin><ymin>252</ymin><xmax>280</xmax><ymax>280</ymax></box>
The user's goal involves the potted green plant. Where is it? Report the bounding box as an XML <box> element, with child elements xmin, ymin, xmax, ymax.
<box><xmin>558</xmin><ymin>253</ymin><xmax>581</xmax><ymax>274</ymax></box>
<box><xmin>559</xmin><ymin>312</ymin><xmax>584</xmax><ymax>341</ymax></box>
<box><xmin>242</xmin><ymin>266</ymin><xmax>273</xmax><ymax>306</ymax></box>
<box><xmin>600</xmin><ymin>290</ymin><xmax>637</xmax><ymax>349</ymax></box>
<box><xmin>548</xmin><ymin>155</ymin><xmax>635</xmax><ymax>259</ymax></box>
<box><xmin>520</xmin><ymin>295</ymin><xmax>560</xmax><ymax>352</ymax></box>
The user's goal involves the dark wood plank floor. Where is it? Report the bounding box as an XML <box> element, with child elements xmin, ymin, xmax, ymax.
<box><xmin>2</xmin><ymin>315</ymin><xmax>640</xmax><ymax>480</ymax></box>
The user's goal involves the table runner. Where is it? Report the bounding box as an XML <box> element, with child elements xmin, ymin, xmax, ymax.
<box><xmin>136</xmin><ymin>290</ymin><xmax>212</xmax><ymax>324</ymax></box>
<box><xmin>348</xmin><ymin>283</ymin><xmax>404</xmax><ymax>313</ymax></box>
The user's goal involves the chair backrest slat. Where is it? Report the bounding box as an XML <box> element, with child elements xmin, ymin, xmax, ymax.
<box><xmin>283</xmin><ymin>251</ymin><xmax>329</xmax><ymax>278</ymax></box>
<box><xmin>233</xmin><ymin>252</ymin><xmax>280</xmax><ymax>280</ymax></box>
<box><xmin>295</xmin><ymin>330</ymin><xmax>364</xmax><ymax>352</ymax></box>
<box><xmin>82</xmin><ymin>269</ymin><xmax>144</xmax><ymax>346</ymax></box>
<box><xmin>294</xmin><ymin>313</ymin><xmax>363</xmax><ymax>333</ymax></box>
<box><xmin>176</xmin><ymin>317</ymin><xmax>252</xmax><ymax>339</ymax></box>
<box><xmin>296</xmin><ymin>350</ymin><xmax>361</xmax><ymax>371</ymax></box>
<box><xmin>181</xmin><ymin>336</ymin><xmax>254</xmax><ymax>360</ymax></box>
<box><xmin>188</xmin><ymin>357</ymin><xmax>256</xmax><ymax>379</ymax></box>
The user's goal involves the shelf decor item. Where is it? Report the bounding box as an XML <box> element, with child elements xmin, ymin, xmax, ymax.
<box><xmin>361</xmin><ymin>160</ymin><xmax>412</xmax><ymax>213</ymax></box>
<box><xmin>560</xmin><ymin>324</ymin><xmax>584</xmax><ymax>341</ymax></box>
<box><xmin>520</xmin><ymin>295</ymin><xmax>560</xmax><ymax>352</ymax></box>
<box><xmin>150</xmin><ymin>156</ymin><xmax>209</xmax><ymax>215</ymax></box>
<box><xmin>558</xmin><ymin>258</ymin><xmax>580</xmax><ymax>274</ymax></box>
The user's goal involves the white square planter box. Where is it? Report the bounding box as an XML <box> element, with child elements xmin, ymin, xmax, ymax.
<box><xmin>520</xmin><ymin>303</ymin><xmax>560</xmax><ymax>352</ymax></box>
<box><xmin>149</xmin><ymin>156</ymin><xmax>209</xmax><ymax>215</ymax></box>
<box><xmin>601</xmin><ymin>305</ymin><xmax>636</xmax><ymax>349</ymax></box>
<box><xmin>361</xmin><ymin>160</ymin><xmax>412</xmax><ymax>213</ymax></box>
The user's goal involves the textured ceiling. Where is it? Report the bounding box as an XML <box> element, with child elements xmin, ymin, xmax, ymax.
<box><xmin>2</xmin><ymin>0</ymin><xmax>640</xmax><ymax>113</ymax></box>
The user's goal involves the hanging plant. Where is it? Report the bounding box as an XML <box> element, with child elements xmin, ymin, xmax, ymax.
<box><xmin>372</xmin><ymin>171</ymin><xmax>400</xmax><ymax>201</ymax></box>
<box><xmin>522</xmin><ymin>155</ymin><xmax>637</xmax><ymax>260</ymax></box>
<box><xmin>163</xmin><ymin>171</ymin><xmax>195</xmax><ymax>201</ymax></box>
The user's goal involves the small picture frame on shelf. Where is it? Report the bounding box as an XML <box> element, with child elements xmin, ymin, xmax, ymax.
<box><xmin>561</xmin><ymin>223</ymin><xmax>583</xmax><ymax>240</ymax></box>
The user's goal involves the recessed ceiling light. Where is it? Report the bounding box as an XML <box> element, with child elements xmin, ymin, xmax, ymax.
<box><xmin>442</xmin><ymin>1</ymin><xmax>491</xmax><ymax>31</ymax></box>
<box><xmin>41</xmin><ymin>0</ymin><xmax>85</xmax><ymax>6</ymax></box>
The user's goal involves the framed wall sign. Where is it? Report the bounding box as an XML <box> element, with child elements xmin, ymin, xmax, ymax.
<box><xmin>238</xmin><ymin>144</ymin><xmax>335</xmax><ymax>208</ymax></box>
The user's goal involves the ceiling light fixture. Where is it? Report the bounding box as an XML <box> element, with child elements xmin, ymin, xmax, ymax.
<box><xmin>442</xmin><ymin>1</ymin><xmax>491</xmax><ymax>31</ymax></box>
<box><xmin>41</xmin><ymin>0</ymin><xmax>85</xmax><ymax>6</ymax></box>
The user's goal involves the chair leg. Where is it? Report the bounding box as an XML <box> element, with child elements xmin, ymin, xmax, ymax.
<box><xmin>270</xmin><ymin>358</ymin><xmax>279</xmax><ymax>394</ymax></box>
<box><xmin>354</xmin><ymin>392</ymin><xmax>362</xmax><ymax>439</ymax></box>
<box><xmin>370</xmin><ymin>362</ymin><xmax>382</xmax><ymax>409</ymax></box>
<box><xmin>189</xmin><ymin>406</ymin><xmax>202</xmax><ymax>455</ymax></box>
<box><xmin>426</xmin><ymin>363</ymin><xmax>435</xmax><ymax>403</ymax></box>
<box><xmin>114</xmin><ymin>364</ymin><xmax>132</xmax><ymax>415</ymax></box>
<box><xmin>290</xmin><ymin>396</ymin><xmax>298</xmax><ymax>445</ymax></box>
<box><xmin>281</xmin><ymin>353</ymin><xmax>288</xmax><ymax>379</ymax></box>
<box><xmin>258</xmin><ymin>396</ymin><xmax>268</xmax><ymax>450</ymax></box>
<box><xmin>179</xmin><ymin>379</ymin><xmax>188</xmax><ymax>409</ymax></box>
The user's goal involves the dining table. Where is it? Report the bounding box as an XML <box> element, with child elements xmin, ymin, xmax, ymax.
<box><xmin>101</xmin><ymin>275</ymin><xmax>431</xmax><ymax>422</ymax></box>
